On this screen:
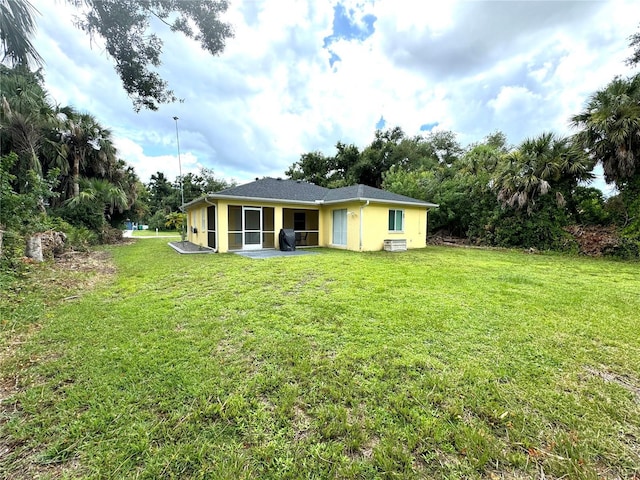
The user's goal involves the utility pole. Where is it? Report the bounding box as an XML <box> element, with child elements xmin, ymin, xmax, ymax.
<box><xmin>173</xmin><ymin>116</ymin><xmax>186</xmax><ymax>244</ymax></box>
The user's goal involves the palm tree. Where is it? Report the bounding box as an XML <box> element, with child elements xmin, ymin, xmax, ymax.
<box><xmin>0</xmin><ymin>66</ymin><xmax>66</xmax><ymax>194</ymax></box>
<box><xmin>493</xmin><ymin>133</ymin><xmax>592</xmax><ymax>213</ymax></box>
<box><xmin>0</xmin><ymin>96</ymin><xmax>41</xmax><ymax>175</ymax></box>
<box><xmin>0</xmin><ymin>0</ymin><xmax>43</xmax><ymax>67</ymax></box>
<box><xmin>65</xmin><ymin>178</ymin><xmax>128</xmax><ymax>221</ymax></box>
<box><xmin>58</xmin><ymin>108</ymin><xmax>118</xmax><ymax>198</ymax></box>
<box><xmin>571</xmin><ymin>74</ymin><xmax>640</xmax><ymax>186</ymax></box>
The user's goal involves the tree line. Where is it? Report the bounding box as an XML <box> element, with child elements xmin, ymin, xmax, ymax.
<box><xmin>1</xmin><ymin>0</ymin><xmax>234</xmax><ymax>265</ymax></box>
<box><xmin>0</xmin><ymin>65</ymin><xmax>233</xmax><ymax>264</ymax></box>
<box><xmin>285</xmin><ymin>77</ymin><xmax>640</xmax><ymax>257</ymax></box>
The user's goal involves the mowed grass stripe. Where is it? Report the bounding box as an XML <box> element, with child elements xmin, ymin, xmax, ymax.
<box><xmin>2</xmin><ymin>240</ymin><xmax>639</xmax><ymax>479</ymax></box>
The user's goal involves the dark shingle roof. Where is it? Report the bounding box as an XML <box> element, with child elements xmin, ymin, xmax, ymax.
<box><xmin>322</xmin><ymin>184</ymin><xmax>433</xmax><ymax>205</ymax></box>
<box><xmin>186</xmin><ymin>177</ymin><xmax>438</xmax><ymax>208</ymax></box>
<box><xmin>215</xmin><ymin>178</ymin><xmax>328</xmax><ymax>202</ymax></box>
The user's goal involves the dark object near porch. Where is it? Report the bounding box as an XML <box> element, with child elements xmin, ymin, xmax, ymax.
<box><xmin>279</xmin><ymin>229</ymin><xmax>296</xmax><ymax>251</ymax></box>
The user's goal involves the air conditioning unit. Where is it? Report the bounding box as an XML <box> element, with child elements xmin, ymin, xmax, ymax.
<box><xmin>384</xmin><ymin>239</ymin><xmax>407</xmax><ymax>252</ymax></box>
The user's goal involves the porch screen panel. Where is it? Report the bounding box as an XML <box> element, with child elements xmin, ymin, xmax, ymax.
<box><xmin>262</xmin><ymin>233</ymin><xmax>275</xmax><ymax>248</ymax></box>
<box><xmin>228</xmin><ymin>206</ymin><xmax>242</xmax><ymax>231</ymax></box>
<box><xmin>207</xmin><ymin>205</ymin><xmax>216</xmax><ymax>249</ymax></box>
<box><xmin>263</xmin><ymin>207</ymin><xmax>275</xmax><ymax>248</ymax></box>
<box><xmin>228</xmin><ymin>205</ymin><xmax>242</xmax><ymax>250</ymax></box>
<box><xmin>245</xmin><ymin>209</ymin><xmax>260</xmax><ymax>230</ymax></box>
<box><xmin>304</xmin><ymin>232</ymin><xmax>319</xmax><ymax>246</ymax></box>
<box><xmin>294</xmin><ymin>212</ymin><xmax>305</xmax><ymax>230</ymax></box>
<box><xmin>228</xmin><ymin>233</ymin><xmax>242</xmax><ymax>250</ymax></box>
<box><xmin>283</xmin><ymin>208</ymin><xmax>319</xmax><ymax>247</ymax></box>
<box><xmin>307</xmin><ymin>211</ymin><xmax>319</xmax><ymax>230</ymax></box>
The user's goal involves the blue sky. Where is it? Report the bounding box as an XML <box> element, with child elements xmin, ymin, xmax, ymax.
<box><xmin>323</xmin><ymin>3</ymin><xmax>377</xmax><ymax>67</ymax></box>
<box><xmin>31</xmin><ymin>1</ymin><xmax>638</xmax><ymax>194</ymax></box>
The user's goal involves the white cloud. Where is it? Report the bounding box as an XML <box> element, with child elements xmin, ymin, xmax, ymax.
<box><xmin>29</xmin><ymin>0</ymin><xmax>640</xmax><ymax>188</ymax></box>
<box><xmin>114</xmin><ymin>138</ymin><xmax>202</xmax><ymax>185</ymax></box>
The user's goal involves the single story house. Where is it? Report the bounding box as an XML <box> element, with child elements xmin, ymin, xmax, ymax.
<box><xmin>183</xmin><ymin>177</ymin><xmax>438</xmax><ymax>253</ymax></box>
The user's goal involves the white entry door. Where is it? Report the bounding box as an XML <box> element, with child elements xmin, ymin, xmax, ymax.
<box><xmin>243</xmin><ymin>207</ymin><xmax>262</xmax><ymax>250</ymax></box>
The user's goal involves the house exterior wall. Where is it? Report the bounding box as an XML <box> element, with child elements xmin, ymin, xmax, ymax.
<box><xmin>187</xmin><ymin>203</ymin><xmax>209</xmax><ymax>247</ymax></box>
<box><xmin>186</xmin><ymin>199</ymin><xmax>429</xmax><ymax>253</ymax></box>
<box><xmin>360</xmin><ymin>203</ymin><xmax>427</xmax><ymax>251</ymax></box>
<box><xmin>318</xmin><ymin>201</ymin><xmax>427</xmax><ymax>251</ymax></box>
<box><xmin>319</xmin><ymin>201</ymin><xmax>362</xmax><ymax>250</ymax></box>
<box><xmin>187</xmin><ymin>200</ymin><xmax>321</xmax><ymax>253</ymax></box>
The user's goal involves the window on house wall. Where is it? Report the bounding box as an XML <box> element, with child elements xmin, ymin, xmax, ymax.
<box><xmin>201</xmin><ymin>209</ymin><xmax>206</xmax><ymax>231</ymax></box>
<box><xmin>388</xmin><ymin>209</ymin><xmax>404</xmax><ymax>232</ymax></box>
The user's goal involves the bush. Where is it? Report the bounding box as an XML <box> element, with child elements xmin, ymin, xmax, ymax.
<box><xmin>0</xmin><ymin>229</ymin><xmax>24</xmax><ymax>268</ymax></box>
<box><xmin>99</xmin><ymin>225</ymin><xmax>123</xmax><ymax>244</ymax></box>
<box><xmin>603</xmin><ymin>236</ymin><xmax>640</xmax><ymax>260</ymax></box>
<box><xmin>147</xmin><ymin>210</ymin><xmax>169</xmax><ymax>231</ymax></box>
<box><xmin>49</xmin><ymin>218</ymin><xmax>98</xmax><ymax>252</ymax></box>
<box><xmin>572</xmin><ymin>186</ymin><xmax>611</xmax><ymax>226</ymax></box>
<box><xmin>54</xmin><ymin>202</ymin><xmax>105</xmax><ymax>231</ymax></box>
<box><xmin>485</xmin><ymin>201</ymin><xmax>577</xmax><ymax>252</ymax></box>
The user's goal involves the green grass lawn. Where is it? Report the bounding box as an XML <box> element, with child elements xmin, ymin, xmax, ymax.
<box><xmin>131</xmin><ymin>229</ymin><xmax>180</xmax><ymax>237</ymax></box>
<box><xmin>1</xmin><ymin>242</ymin><xmax>639</xmax><ymax>479</ymax></box>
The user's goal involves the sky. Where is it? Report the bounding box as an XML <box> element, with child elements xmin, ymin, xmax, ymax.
<box><xmin>30</xmin><ymin>0</ymin><xmax>638</xmax><ymax>194</ymax></box>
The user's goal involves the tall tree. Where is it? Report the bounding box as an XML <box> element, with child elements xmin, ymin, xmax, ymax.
<box><xmin>0</xmin><ymin>0</ymin><xmax>43</xmax><ymax>67</ymax></box>
<box><xmin>352</xmin><ymin>127</ymin><xmax>406</xmax><ymax>187</ymax></box>
<box><xmin>58</xmin><ymin>108</ymin><xmax>118</xmax><ymax>198</ymax></box>
<box><xmin>571</xmin><ymin>74</ymin><xmax>640</xmax><ymax>187</ymax></box>
<box><xmin>627</xmin><ymin>23</ymin><xmax>640</xmax><ymax>67</ymax></box>
<box><xmin>147</xmin><ymin>171</ymin><xmax>176</xmax><ymax>213</ymax></box>
<box><xmin>493</xmin><ymin>133</ymin><xmax>591</xmax><ymax>213</ymax></box>
<box><xmin>199</xmin><ymin>167</ymin><xmax>234</xmax><ymax>193</ymax></box>
<box><xmin>71</xmin><ymin>0</ymin><xmax>234</xmax><ymax>111</ymax></box>
<box><xmin>285</xmin><ymin>151</ymin><xmax>334</xmax><ymax>187</ymax></box>
<box><xmin>0</xmin><ymin>66</ymin><xmax>56</xmax><ymax>190</ymax></box>
<box><xmin>1</xmin><ymin>0</ymin><xmax>233</xmax><ymax>111</ymax></box>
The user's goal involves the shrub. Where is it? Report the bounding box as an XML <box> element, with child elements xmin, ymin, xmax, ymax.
<box><xmin>49</xmin><ymin>218</ymin><xmax>98</xmax><ymax>252</ymax></box>
<box><xmin>603</xmin><ymin>236</ymin><xmax>640</xmax><ymax>260</ymax></box>
<box><xmin>0</xmin><ymin>229</ymin><xmax>24</xmax><ymax>267</ymax></box>
<box><xmin>572</xmin><ymin>186</ymin><xmax>611</xmax><ymax>225</ymax></box>
<box><xmin>147</xmin><ymin>210</ymin><xmax>168</xmax><ymax>231</ymax></box>
<box><xmin>485</xmin><ymin>200</ymin><xmax>577</xmax><ymax>252</ymax></box>
<box><xmin>54</xmin><ymin>202</ymin><xmax>105</xmax><ymax>231</ymax></box>
<box><xmin>99</xmin><ymin>225</ymin><xmax>123</xmax><ymax>244</ymax></box>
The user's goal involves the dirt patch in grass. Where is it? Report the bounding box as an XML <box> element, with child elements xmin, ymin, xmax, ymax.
<box><xmin>55</xmin><ymin>249</ymin><xmax>116</xmax><ymax>277</ymax></box>
<box><xmin>293</xmin><ymin>405</ymin><xmax>312</xmax><ymax>441</ymax></box>
<box><xmin>584</xmin><ymin>366</ymin><xmax>640</xmax><ymax>401</ymax></box>
<box><xmin>1</xmin><ymin>447</ymin><xmax>85</xmax><ymax>480</ymax></box>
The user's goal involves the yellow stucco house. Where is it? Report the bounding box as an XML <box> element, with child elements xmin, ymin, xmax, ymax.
<box><xmin>183</xmin><ymin>178</ymin><xmax>438</xmax><ymax>253</ymax></box>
